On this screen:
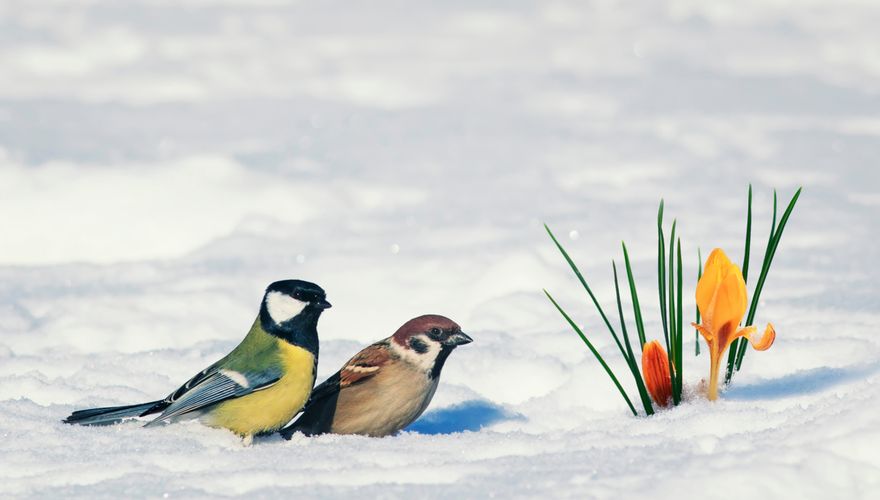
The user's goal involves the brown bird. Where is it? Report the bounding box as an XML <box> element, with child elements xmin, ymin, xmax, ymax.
<box><xmin>280</xmin><ymin>314</ymin><xmax>472</xmax><ymax>438</ymax></box>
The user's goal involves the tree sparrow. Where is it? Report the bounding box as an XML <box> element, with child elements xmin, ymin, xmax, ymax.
<box><xmin>280</xmin><ymin>314</ymin><xmax>472</xmax><ymax>438</ymax></box>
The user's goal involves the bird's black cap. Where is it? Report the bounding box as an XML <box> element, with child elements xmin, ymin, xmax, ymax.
<box><xmin>260</xmin><ymin>279</ymin><xmax>330</xmax><ymax>354</ymax></box>
<box><xmin>266</xmin><ymin>280</ymin><xmax>331</xmax><ymax>308</ymax></box>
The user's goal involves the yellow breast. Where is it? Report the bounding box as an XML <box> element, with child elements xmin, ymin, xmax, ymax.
<box><xmin>205</xmin><ymin>341</ymin><xmax>316</xmax><ymax>437</ymax></box>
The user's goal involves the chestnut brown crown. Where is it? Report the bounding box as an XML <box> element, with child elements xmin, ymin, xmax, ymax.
<box><xmin>391</xmin><ymin>314</ymin><xmax>472</xmax><ymax>349</ymax></box>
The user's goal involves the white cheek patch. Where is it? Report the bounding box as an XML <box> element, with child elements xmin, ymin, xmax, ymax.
<box><xmin>265</xmin><ymin>291</ymin><xmax>308</xmax><ymax>324</ymax></box>
<box><xmin>391</xmin><ymin>335</ymin><xmax>441</xmax><ymax>373</ymax></box>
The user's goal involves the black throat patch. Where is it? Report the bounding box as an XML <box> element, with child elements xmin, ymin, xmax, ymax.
<box><xmin>430</xmin><ymin>345</ymin><xmax>455</xmax><ymax>379</ymax></box>
<box><xmin>259</xmin><ymin>303</ymin><xmax>322</xmax><ymax>357</ymax></box>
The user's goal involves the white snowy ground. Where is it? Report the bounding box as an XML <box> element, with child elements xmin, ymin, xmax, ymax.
<box><xmin>1</xmin><ymin>0</ymin><xmax>879</xmax><ymax>498</ymax></box>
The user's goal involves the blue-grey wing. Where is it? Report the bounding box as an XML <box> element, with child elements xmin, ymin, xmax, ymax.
<box><xmin>145</xmin><ymin>368</ymin><xmax>282</xmax><ymax>425</ymax></box>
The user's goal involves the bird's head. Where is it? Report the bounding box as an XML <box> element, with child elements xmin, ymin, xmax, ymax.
<box><xmin>260</xmin><ymin>279</ymin><xmax>330</xmax><ymax>352</ymax></box>
<box><xmin>390</xmin><ymin>315</ymin><xmax>472</xmax><ymax>378</ymax></box>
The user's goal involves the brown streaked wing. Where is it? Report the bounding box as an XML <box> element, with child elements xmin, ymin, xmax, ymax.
<box><xmin>339</xmin><ymin>342</ymin><xmax>392</xmax><ymax>388</ymax></box>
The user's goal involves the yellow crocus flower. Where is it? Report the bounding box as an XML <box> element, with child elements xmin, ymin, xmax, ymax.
<box><xmin>693</xmin><ymin>248</ymin><xmax>776</xmax><ymax>400</ymax></box>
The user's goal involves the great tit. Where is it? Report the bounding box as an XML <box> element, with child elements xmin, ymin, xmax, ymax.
<box><xmin>64</xmin><ymin>279</ymin><xmax>331</xmax><ymax>437</ymax></box>
<box><xmin>281</xmin><ymin>315</ymin><xmax>472</xmax><ymax>438</ymax></box>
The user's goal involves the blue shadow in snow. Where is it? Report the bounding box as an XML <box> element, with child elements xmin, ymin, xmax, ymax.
<box><xmin>725</xmin><ymin>364</ymin><xmax>879</xmax><ymax>401</ymax></box>
<box><xmin>406</xmin><ymin>400</ymin><xmax>523</xmax><ymax>435</ymax></box>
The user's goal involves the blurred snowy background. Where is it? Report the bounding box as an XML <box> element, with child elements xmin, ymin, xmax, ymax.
<box><xmin>0</xmin><ymin>0</ymin><xmax>878</xmax><ymax>498</ymax></box>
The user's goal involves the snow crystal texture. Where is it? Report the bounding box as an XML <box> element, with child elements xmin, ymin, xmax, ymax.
<box><xmin>0</xmin><ymin>0</ymin><xmax>878</xmax><ymax>498</ymax></box>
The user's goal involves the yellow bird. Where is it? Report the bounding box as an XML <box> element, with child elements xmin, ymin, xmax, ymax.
<box><xmin>64</xmin><ymin>280</ymin><xmax>331</xmax><ymax>437</ymax></box>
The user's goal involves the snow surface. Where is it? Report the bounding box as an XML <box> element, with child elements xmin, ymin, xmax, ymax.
<box><xmin>1</xmin><ymin>0</ymin><xmax>879</xmax><ymax>498</ymax></box>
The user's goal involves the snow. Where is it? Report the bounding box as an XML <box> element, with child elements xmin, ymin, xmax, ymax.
<box><xmin>1</xmin><ymin>0</ymin><xmax>879</xmax><ymax>498</ymax></box>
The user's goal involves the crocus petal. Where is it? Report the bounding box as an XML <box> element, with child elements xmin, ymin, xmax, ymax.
<box><xmin>708</xmin><ymin>266</ymin><xmax>748</xmax><ymax>337</ymax></box>
<box><xmin>696</xmin><ymin>249</ymin><xmax>731</xmax><ymax>322</ymax></box>
<box><xmin>692</xmin><ymin>322</ymin><xmax>714</xmax><ymax>343</ymax></box>
<box><xmin>738</xmin><ymin>323</ymin><xmax>776</xmax><ymax>351</ymax></box>
<box><xmin>714</xmin><ymin>320</ymin><xmax>739</xmax><ymax>355</ymax></box>
<box><xmin>641</xmin><ymin>340</ymin><xmax>673</xmax><ymax>407</ymax></box>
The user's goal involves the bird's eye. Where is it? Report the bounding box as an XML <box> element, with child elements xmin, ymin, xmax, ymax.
<box><xmin>429</xmin><ymin>327</ymin><xmax>442</xmax><ymax>338</ymax></box>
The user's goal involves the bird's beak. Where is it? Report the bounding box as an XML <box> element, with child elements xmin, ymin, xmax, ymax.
<box><xmin>313</xmin><ymin>299</ymin><xmax>332</xmax><ymax>309</ymax></box>
<box><xmin>443</xmin><ymin>331</ymin><xmax>473</xmax><ymax>346</ymax></box>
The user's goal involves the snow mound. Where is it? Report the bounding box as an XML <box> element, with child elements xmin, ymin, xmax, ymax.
<box><xmin>1</xmin><ymin>0</ymin><xmax>878</xmax><ymax>498</ymax></box>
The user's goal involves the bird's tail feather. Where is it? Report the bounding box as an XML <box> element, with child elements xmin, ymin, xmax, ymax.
<box><xmin>279</xmin><ymin>393</ymin><xmax>338</xmax><ymax>439</ymax></box>
<box><xmin>63</xmin><ymin>401</ymin><xmax>162</xmax><ymax>426</ymax></box>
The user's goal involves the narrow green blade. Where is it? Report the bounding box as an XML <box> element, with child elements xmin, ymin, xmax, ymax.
<box><xmin>674</xmin><ymin>239</ymin><xmax>684</xmax><ymax>404</ymax></box>
<box><xmin>613</xmin><ymin>262</ymin><xmax>654</xmax><ymax>415</ymax></box>
<box><xmin>544</xmin><ymin>290</ymin><xmax>638</xmax><ymax>416</ymax></box>
<box><xmin>622</xmin><ymin>242</ymin><xmax>647</xmax><ymax>349</ymax></box>
<box><xmin>726</xmin><ymin>185</ymin><xmax>754</xmax><ymax>382</ymax></box>
<box><xmin>742</xmin><ymin>184</ymin><xmax>754</xmax><ymax>283</ymax></box>
<box><xmin>657</xmin><ymin>200</ymin><xmax>670</xmax><ymax>355</ymax></box>
<box><xmin>731</xmin><ymin>189</ymin><xmax>779</xmax><ymax>374</ymax></box>
<box><xmin>667</xmin><ymin>220</ymin><xmax>678</xmax><ymax>389</ymax></box>
<box><xmin>695</xmin><ymin>247</ymin><xmax>702</xmax><ymax>356</ymax></box>
<box><xmin>734</xmin><ymin>187</ymin><xmax>802</xmax><ymax>371</ymax></box>
<box><xmin>545</xmin><ymin>225</ymin><xmax>631</xmax><ymax>364</ymax></box>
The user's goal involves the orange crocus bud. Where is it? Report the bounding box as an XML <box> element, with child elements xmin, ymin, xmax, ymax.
<box><xmin>641</xmin><ymin>340</ymin><xmax>672</xmax><ymax>407</ymax></box>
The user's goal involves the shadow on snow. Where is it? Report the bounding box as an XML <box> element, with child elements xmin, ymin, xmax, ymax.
<box><xmin>406</xmin><ymin>399</ymin><xmax>523</xmax><ymax>435</ymax></box>
<box><xmin>725</xmin><ymin>363</ymin><xmax>879</xmax><ymax>400</ymax></box>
